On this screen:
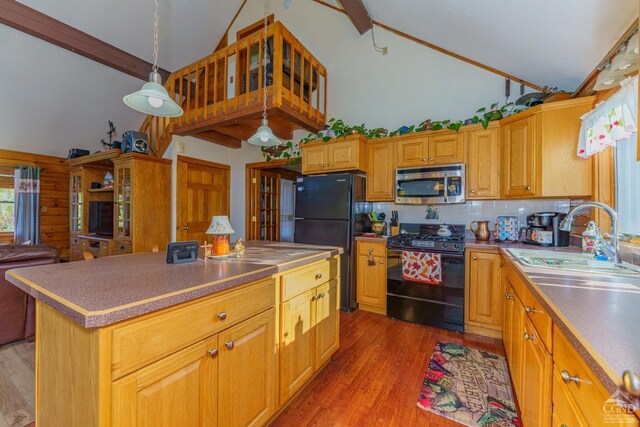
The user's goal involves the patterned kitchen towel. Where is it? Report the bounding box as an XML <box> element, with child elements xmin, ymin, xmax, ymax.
<box><xmin>417</xmin><ymin>341</ymin><xmax>520</xmax><ymax>427</ymax></box>
<box><xmin>401</xmin><ymin>251</ymin><xmax>441</xmax><ymax>285</ymax></box>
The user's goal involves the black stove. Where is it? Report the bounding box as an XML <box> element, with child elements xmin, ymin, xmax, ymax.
<box><xmin>387</xmin><ymin>223</ymin><xmax>465</xmax><ymax>253</ymax></box>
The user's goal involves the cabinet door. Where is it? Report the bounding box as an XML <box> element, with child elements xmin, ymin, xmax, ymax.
<box><xmin>315</xmin><ymin>279</ymin><xmax>340</xmax><ymax>368</ymax></box>
<box><xmin>69</xmin><ymin>172</ymin><xmax>83</xmax><ymax>234</ymax></box>
<box><xmin>301</xmin><ymin>145</ymin><xmax>327</xmax><ymax>174</ymax></box>
<box><xmin>502</xmin><ymin>283</ymin><xmax>515</xmax><ymax>361</ymax></box>
<box><xmin>327</xmin><ymin>141</ymin><xmax>358</xmax><ymax>170</ymax></box>
<box><xmin>467</xmin><ymin>127</ymin><xmax>500</xmax><ymax>199</ymax></box>
<box><xmin>111</xmin><ymin>337</ymin><xmax>218</xmax><ymax>427</ymax></box>
<box><xmin>280</xmin><ymin>290</ymin><xmax>316</xmax><ymax>404</ymax></box>
<box><xmin>467</xmin><ymin>251</ymin><xmax>502</xmax><ymax>330</ymax></box>
<box><xmin>396</xmin><ymin>137</ymin><xmax>427</xmax><ymax>168</ymax></box>
<box><xmin>366</xmin><ymin>140</ymin><xmax>395</xmax><ymax>201</ymax></box>
<box><xmin>115</xmin><ymin>162</ymin><xmax>133</xmax><ymax>240</ymax></box>
<box><xmin>218</xmin><ymin>309</ymin><xmax>276</xmax><ymax>427</ymax></box>
<box><xmin>521</xmin><ymin>317</ymin><xmax>552</xmax><ymax>427</ymax></box>
<box><xmin>502</xmin><ymin>116</ymin><xmax>537</xmax><ymax>197</ymax></box>
<box><xmin>356</xmin><ymin>254</ymin><xmax>387</xmax><ymax>310</ymax></box>
<box><xmin>427</xmin><ymin>133</ymin><xmax>464</xmax><ymax>165</ymax></box>
<box><xmin>510</xmin><ymin>289</ymin><xmax>526</xmax><ymax>400</ymax></box>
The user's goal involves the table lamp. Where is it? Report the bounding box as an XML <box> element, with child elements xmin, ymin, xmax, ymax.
<box><xmin>206</xmin><ymin>216</ymin><xmax>235</xmax><ymax>256</ymax></box>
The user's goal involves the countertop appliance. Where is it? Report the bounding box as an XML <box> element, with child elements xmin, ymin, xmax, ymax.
<box><xmin>395</xmin><ymin>165</ymin><xmax>465</xmax><ymax>205</ymax></box>
<box><xmin>386</xmin><ymin>223</ymin><xmax>465</xmax><ymax>332</ymax></box>
<box><xmin>294</xmin><ymin>173</ymin><xmax>370</xmax><ymax>311</ymax></box>
<box><xmin>521</xmin><ymin>212</ymin><xmax>570</xmax><ymax>247</ymax></box>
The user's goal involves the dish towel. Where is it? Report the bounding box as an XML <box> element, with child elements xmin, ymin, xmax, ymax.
<box><xmin>402</xmin><ymin>251</ymin><xmax>442</xmax><ymax>285</ymax></box>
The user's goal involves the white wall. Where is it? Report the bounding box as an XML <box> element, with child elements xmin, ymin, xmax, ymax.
<box><xmin>228</xmin><ymin>0</ymin><xmax>536</xmax><ymax>133</ymax></box>
<box><xmin>164</xmin><ymin>136</ymin><xmax>264</xmax><ymax>241</ymax></box>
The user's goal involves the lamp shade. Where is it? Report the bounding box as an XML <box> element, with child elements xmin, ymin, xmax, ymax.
<box><xmin>609</xmin><ymin>52</ymin><xmax>637</xmax><ymax>78</ymax></box>
<box><xmin>123</xmin><ymin>72</ymin><xmax>184</xmax><ymax>118</ymax></box>
<box><xmin>593</xmin><ymin>64</ymin><xmax>622</xmax><ymax>91</ymax></box>
<box><xmin>206</xmin><ymin>216</ymin><xmax>235</xmax><ymax>235</ymax></box>
<box><xmin>625</xmin><ymin>33</ymin><xmax>639</xmax><ymax>62</ymax></box>
<box><xmin>247</xmin><ymin>118</ymin><xmax>282</xmax><ymax>147</ymax></box>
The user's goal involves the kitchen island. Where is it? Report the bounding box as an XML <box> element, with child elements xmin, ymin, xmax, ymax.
<box><xmin>5</xmin><ymin>241</ymin><xmax>343</xmax><ymax>427</ymax></box>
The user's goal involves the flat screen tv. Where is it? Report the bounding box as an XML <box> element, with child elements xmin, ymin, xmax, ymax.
<box><xmin>88</xmin><ymin>201</ymin><xmax>114</xmax><ymax>236</ymax></box>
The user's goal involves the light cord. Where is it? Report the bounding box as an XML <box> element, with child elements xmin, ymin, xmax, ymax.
<box><xmin>152</xmin><ymin>0</ymin><xmax>159</xmax><ymax>73</ymax></box>
<box><xmin>262</xmin><ymin>0</ymin><xmax>269</xmax><ymax>120</ymax></box>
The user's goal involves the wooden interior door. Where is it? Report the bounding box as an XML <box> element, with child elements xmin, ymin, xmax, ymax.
<box><xmin>177</xmin><ymin>156</ymin><xmax>230</xmax><ymax>243</ymax></box>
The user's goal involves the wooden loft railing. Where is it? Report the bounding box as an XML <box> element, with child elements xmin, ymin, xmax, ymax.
<box><xmin>140</xmin><ymin>21</ymin><xmax>327</xmax><ymax>155</ymax></box>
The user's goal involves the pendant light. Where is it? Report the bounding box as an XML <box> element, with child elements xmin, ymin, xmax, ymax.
<box><xmin>247</xmin><ymin>0</ymin><xmax>281</xmax><ymax>147</ymax></box>
<box><xmin>123</xmin><ymin>0</ymin><xmax>183</xmax><ymax>117</ymax></box>
<box><xmin>625</xmin><ymin>32</ymin><xmax>639</xmax><ymax>62</ymax></box>
<box><xmin>593</xmin><ymin>63</ymin><xmax>622</xmax><ymax>91</ymax></box>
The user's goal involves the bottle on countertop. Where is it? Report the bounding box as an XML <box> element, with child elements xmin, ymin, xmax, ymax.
<box><xmin>582</xmin><ymin>221</ymin><xmax>600</xmax><ymax>254</ymax></box>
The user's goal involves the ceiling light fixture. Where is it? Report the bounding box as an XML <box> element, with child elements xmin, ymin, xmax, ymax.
<box><xmin>123</xmin><ymin>0</ymin><xmax>183</xmax><ymax>117</ymax></box>
<box><xmin>247</xmin><ymin>0</ymin><xmax>281</xmax><ymax>147</ymax></box>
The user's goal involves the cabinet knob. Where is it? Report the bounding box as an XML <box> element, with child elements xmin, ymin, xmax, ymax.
<box><xmin>328</xmin><ymin>163</ymin><xmax>333</xmax><ymax>167</ymax></box>
<box><xmin>217</xmin><ymin>312</ymin><xmax>227</xmax><ymax>320</ymax></box>
<box><xmin>207</xmin><ymin>348</ymin><xmax>218</xmax><ymax>358</ymax></box>
<box><xmin>322</xmin><ymin>164</ymin><xmax>326</xmax><ymax>167</ymax></box>
<box><xmin>470</xmin><ymin>190</ymin><xmax>476</xmax><ymax>193</ymax></box>
<box><xmin>379</xmin><ymin>260</ymin><xmax>384</xmax><ymax>264</ymax></box>
<box><xmin>311</xmin><ymin>295</ymin><xmax>317</xmax><ymax>302</ymax></box>
<box><xmin>561</xmin><ymin>370</ymin><xmax>581</xmax><ymax>384</ymax></box>
<box><xmin>526</xmin><ymin>186</ymin><xmax>532</xmax><ymax>190</ymax></box>
<box><xmin>315</xmin><ymin>272</ymin><xmax>323</xmax><ymax>280</ymax></box>
<box><xmin>225</xmin><ymin>341</ymin><xmax>234</xmax><ymax>350</ymax></box>
<box><xmin>429</xmin><ymin>157</ymin><xmax>434</xmax><ymax>161</ymax></box>
<box><xmin>387</xmin><ymin>192</ymin><xmax>391</xmax><ymax>196</ymax></box>
<box><xmin>525</xmin><ymin>306</ymin><xmax>539</xmax><ymax>314</ymax></box>
<box><xmin>622</xmin><ymin>370</ymin><xmax>640</xmax><ymax>397</ymax></box>
<box><xmin>500</xmin><ymin>262</ymin><xmax>504</xmax><ymax>267</ymax></box>
<box><xmin>505</xmin><ymin>292</ymin><xmax>512</xmax><ymax>300</ymax></box>
<box><xmin>523</xmin><ymin>332</ymin><xmax>534</xmax><ymax>341</ymax></box>
<box><xmin>368</xmin><ymin>248</ymin><xmax>374</xmax><ymax>252</ymax></box>
<box><xmin>473</xmin><ymin>256</ymin><xmax>478</xmax><ymax>260</ymax></box>
<box><xmin>182</xmin><ymin>226</ymin><xmax>189</xmax><ymax>230</ymax></box>
<box><xmin>422</xmin><ymin>158</ymin><xmax>427</xmax><ymax>162</ymax></box>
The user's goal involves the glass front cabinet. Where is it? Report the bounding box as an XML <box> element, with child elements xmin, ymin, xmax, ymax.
<box><xmin>69</xmin><ymin>169</ymin><xmax>83</xmax><ymax>261</ymax></box>
<box><xmin>114</xmin><ymin>160</ymin><xmax>133</xmax><ymax>254</ymax></box>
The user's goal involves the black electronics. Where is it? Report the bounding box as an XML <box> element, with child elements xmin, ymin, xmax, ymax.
<box><xmin>88</xmin><ymin>201</ymin><xmax>114</xmax><ymax>236</ymax></box>
<box><xmin>520</xmin><ymin>212</ymin><xmax>570</xmax><ymax>247</ymax></box>
<box><xmin>121</xmin><ymin>131</ymin><xmax>149</xmax><ymax>154</ymax></box>
<box><xmin>166</xmin><ymin>241</ymin><xmax>199</xmax><ymax>264</ymax></box>
<box><xmin>67</xmin><ymin>148</ymin><xmax>90</xmax><ymax>159</ymax></box>
<box><xmin>90</xmin><ymin>182</ymin><xmax>101</xmax><ymax>189</ymax></box>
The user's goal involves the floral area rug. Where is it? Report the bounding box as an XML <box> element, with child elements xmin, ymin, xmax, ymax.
<box><xmin>417</xmin><ymin>341</ymin><xmax>520</xmax><ymax>427</ymax></box>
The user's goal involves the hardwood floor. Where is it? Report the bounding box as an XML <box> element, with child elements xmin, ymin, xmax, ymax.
<box><xmin>271</xmin><ymin>310</ymin><xmax>505</xmax><ymax>426</ymax></box>
<box><xmin>0</xmin><ymin>341</ymin><xmax>34</xmax><ymax>427</ymax></box>
<box><xmin>0</xmin><ymin>311</ymin><xmax>504</xmax><ymax>427</ymax></box>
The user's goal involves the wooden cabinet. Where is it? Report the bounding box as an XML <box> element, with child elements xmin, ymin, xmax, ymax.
<box><xmin>500</xmin><ymin>97</ymin><xmax>595</xmax><ymax>198</ymax></box>
<box><xmin>521</xmin><ymin>316</ymin><xmax>552</xmax><ymax>427</ymax></box>
<box><xmin>279</xmin><ymin>260</ymin><xmax>340</xmax><ymax>405</ymax></box>
<box><xmin>396</xmin><ymin>132</ymin><xmax>464</xmax><ymax>168</ymax></box>
<box><xmin>366</xmin><ymin>139</ymin><xmax>395</xmax><ymax>201</ymax></box>
<box><xmin>301</xmin><ymin>135</ymin><xmax>366</xmax><ymax>174</ymax></box>
<box><xmin>464</xmin><ymin>250</ymin><xmax>503</xmax><ymax>337</ymax></box>
<box><xmin>466</xmin><ymin>124</ymin><xmax>500</xmax><ymax>199</ymax></box>
<box><xmin>79</xmin><ymin>236</ymin><xmax>112</xmax><ymax>259</ymax></box>
<box><xmin>356</xmin><ymin>240</ymin><xmax>387</xmax><ymax>315</ymax></box>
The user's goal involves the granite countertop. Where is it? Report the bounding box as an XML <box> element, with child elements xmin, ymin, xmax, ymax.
<box><xmin>497</xmin><ymin>245</ymin><xmax>640</xmax><ymax>394</ymax></box>
<box><xmin>5</xmin><ymin>241</ymin><xmax>342</xmax><ymax>328</ymax></box>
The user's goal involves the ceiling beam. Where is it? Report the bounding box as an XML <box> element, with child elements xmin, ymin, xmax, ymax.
<box><xmin>337</xmin><ymin>0</ymin><xmax>373</xmax><ymax>35</ymax></box>
<box><xmin>0</xmin><ymin>0</ymin><xmax>171</xmax><ymax>82</ymax></box>
<box><xmin>194</xmin><ymin>131</ymin><xmax>242</xmax><ymax>149</ymax></box>
<box><xmin>313</xmin><ymin>0</ymin><xmax>546</xmax><ymax>93</ymax></box>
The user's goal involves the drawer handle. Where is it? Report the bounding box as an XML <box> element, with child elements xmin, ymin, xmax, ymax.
<box><xmin>207</xmin><ymin>348</ymin><xmax>218</xmax><ymax>358</ymax></box>
<box><xmin>429</xmin><ymin>157</ymin><xmax>434</xmax><ymax>161</ymax></box>
<box><xmin>561</xmin><ymin>370</ymin><xmax>581</xmax><ymax>384</ymax></box>
<box><xmin>472</xmin><ymin>256</ymin><xmax>478</xmax><ymax>260</ymax></box>
<box><xmin>379</xmin><ymin>260</ymin><xmax>384</xmax><ymax>264</ymax></box>
<box><xmin>315</xmin><ymin>273</ymin><xmax>323</xmax><ymax>280</ymax></box>
<box><xmin>225</xmin><ymin>341</ymin><xmax>234</xmax><ymax>350</ymax></box>
<box><xmin>387</xmin><ymin>192</ymin><xmax>391</xmax><ymax>196</ymax></box>
<box><xmin>328</xmin><ymin>163</ymin><xmax>333</xmax><ymax>167</ymax></box>
<box><xmin>525</xmin><ymin>306</ymin><xmax>539</xmax><ymax>314</ymax></box>
<box><xmin>422</xmin><ymin>158</ymin><xmax>427</xmax><ymax>162</ymax></box>
<box><xmin>505</xmin><ymin>292</ymin><xmax>513</xmax><ymax>300</ymax></box>
<box><xmin>368</xmin><ymin>248</ymin><xmax>374</xmax><ymax>253</ymax></box>
<box><xmin>311</xmin><ymin>295</ymin><xmax>317</xmax><ymax>302</ymax></box>
<box><xmin>523</xmin><ymin>332</ymin><xmax>534</xmax><ymax>341</ymax></box>
<box><xmin>217</xmin><ymin>312</ymin><xmax>227</xmax><ymax>321</ymax></box>
<box><xmin>526</xmin><ymin>185</ymin><xmax>532</xmax><ymax>190</ymax></box>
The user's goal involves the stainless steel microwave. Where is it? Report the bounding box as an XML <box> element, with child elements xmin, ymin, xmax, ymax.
<box><xmin>395</xmin><ymin>164</ymin><xmax>465</xmax><ymax>204</ymax></box>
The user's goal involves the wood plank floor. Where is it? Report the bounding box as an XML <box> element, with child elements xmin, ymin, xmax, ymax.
<box><xmin>0</xmin><ymin>311</ymin><xmax>505</xmax><ymax>427</ymax></box>
<box><xmin>271</xmin><ymin>310</ymin><xmax>506</xmax><ymax>426</ymax></box>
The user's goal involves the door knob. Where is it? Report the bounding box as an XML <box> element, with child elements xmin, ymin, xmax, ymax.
<box><xmin>207</xmin><ymin>348</ymin><xmax>218</xmax><ymax>358</ymax></box>
<box><xmin>225</xmin><ymin>341</ymin><xmax>234</xmax><ymax>350</ymax></box>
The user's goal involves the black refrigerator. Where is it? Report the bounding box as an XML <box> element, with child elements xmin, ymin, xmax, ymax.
<box><xmin>294</xmin><ymin>173</ymin><xmax>370</xmax><ymax>311</ymax></box>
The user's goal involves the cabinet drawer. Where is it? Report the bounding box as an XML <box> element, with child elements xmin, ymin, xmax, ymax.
<box><xmin>111</xmin><ymin>278</ymin><xmax>275</xmax><ymax>379</ymax></box>
<box><xmin>522</xmin><ymin>287</ymin><xmax>553</xmax><ymax>353</ymax></box>
<box><xmin>553</xmin><ymin>325</ymin><xmax>638</xmax><ymax>427</ymax></box>
<box><xmin>357</xmin><ymin>241</ymin><xmax>386</xmax><ymax>257</ymax></box>
<box><xmin>552</xmin><ymin>368</ymin><xmax>589</xmax><ymax>427</ymax></box>
<box><xmin>281</xmin><ymin>258</ymin><xmax>339</xmax><ymax>301</ymax></box>
<box><xmin>115</xmin><ymin>241</ymin><xmax>132</xmax><ymax>254</ymax></box>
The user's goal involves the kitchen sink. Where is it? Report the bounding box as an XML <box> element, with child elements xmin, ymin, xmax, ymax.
<box><xmin>506</xmin><ymin>248</ymin><xmax>640</xmax><ymax>277</ymax></box>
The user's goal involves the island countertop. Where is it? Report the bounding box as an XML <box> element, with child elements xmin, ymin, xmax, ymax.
<box><xmin>5</xmin><ymin>241</ymin><xmax>342</xmax><ymax>328</ymax></box>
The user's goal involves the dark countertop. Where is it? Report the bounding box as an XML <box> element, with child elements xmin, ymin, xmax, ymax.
<box><xmin>5</xmin><ymin>241</ymin><xmax>342</xmax><ymax>328</ymax></box>
<box><xmin>482</xmin><ymin>239</ymin><xmax>640</xmax><ymax>394</ymax></box>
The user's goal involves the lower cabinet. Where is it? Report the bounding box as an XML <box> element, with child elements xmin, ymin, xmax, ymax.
<box><xmin>465</xmin><ymin>249</ymin><xmax>503</xmax><ymax>337</ymax></box>
<box><xmin>521</xmin><ymin>317</ymin><xmax>552</xmax><ymax>427</ymax></box>
<box><xmin>112</xmin><ymin>308</ymin><xmax>275</xmax><ymax>427</ymax></box>
<box><xmin>279</xmin><ymin>270</ymin><xmax>340</xmax><ymax>405</ymax></box>
<box><xmin>356</xmin><ymin>240</ymin><xmax>387</xmax><ymax>315</ymax></box>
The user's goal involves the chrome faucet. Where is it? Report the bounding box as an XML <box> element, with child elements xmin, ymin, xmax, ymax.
<box><xmin>559</xmin><ymin>202</ymin><xmax>622</xmax><ymax>265</ymax></box>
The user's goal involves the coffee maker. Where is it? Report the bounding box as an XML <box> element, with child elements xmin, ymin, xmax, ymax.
<box><xmin>520</xmin><ymin>212</ymin><xmax>570</xmax><ymax>247</ymax></box>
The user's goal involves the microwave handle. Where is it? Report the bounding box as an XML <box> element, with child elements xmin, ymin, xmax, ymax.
<box><xmin>443</xmin><ymin>176</ymin><xmax>449</xmax><ymax>203</ymax></box>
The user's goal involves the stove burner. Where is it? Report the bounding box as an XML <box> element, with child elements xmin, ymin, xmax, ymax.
<box><xmin>387</xmin><ymin>223</ymin><xmax>466</xmax><ymax>253</ymax></box>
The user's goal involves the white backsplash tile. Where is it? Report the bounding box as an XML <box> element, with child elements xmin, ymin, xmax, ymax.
<box><xmin>373</xmin><ymin>199</ymin><xmax>571</xmax><ymax>230</ymax></box>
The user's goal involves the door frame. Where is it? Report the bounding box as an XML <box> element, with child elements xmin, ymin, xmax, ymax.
<box><xmin>176</xmin><ymin>155</ymin><xmax>230</xmax><ymax>241</ymax></box>
<box><xmin>245</xmin><ymin>159</ymin><xmax>300</xmax><ymax>241</ymax></box>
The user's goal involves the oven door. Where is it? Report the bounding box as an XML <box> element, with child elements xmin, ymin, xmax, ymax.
<box><xmin>395</xmin><ymin>170</ymin><xmax>446</xmax><ymax>204</ymax></box>
<box><xmin>386</xmin><ymin>248</ymin><xmax>465</xmax><ymax>331</ymax></box>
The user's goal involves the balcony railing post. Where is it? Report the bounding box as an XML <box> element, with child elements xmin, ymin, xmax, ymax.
<box><xmin>273</xmin><ymin>23</ymin><xmax>283</xmax><ymax>108</ymax></box>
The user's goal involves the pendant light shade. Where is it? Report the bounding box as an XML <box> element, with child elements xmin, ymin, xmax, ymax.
<box><xmin>124</xmin><ymin>72</ymin><xmax>184</xmax><ymax>117</ymax></box>
<box><xmin>609</xmin><ymin>51</ymin><xmax>637</xmax><ymax>78</ymax></box>
<box><xmin>593</xmin><ymin>64</ymin><xmax>622</xmax><ymax>91</ymax></box>
<box><xmin>625</xmin><ymin>33</ymin><xmax>639</xmax><ymax>62</ymax></box>
<box><xmin>247</xmin><ymin>118</ymin><xmax>282</xmax><ymax>146</ymax></box>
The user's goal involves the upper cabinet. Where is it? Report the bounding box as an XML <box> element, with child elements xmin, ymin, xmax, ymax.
<box><xmin>500</xmin><ymin>97</ymin><xmax>595</xmax><ymax>199</ymax></box>
<box><xmin>396</xmin><ymin>132</ymin><xmax>464</xmax><ymax>168</ymax></box>
<box><xmin>301</xmin><ymin>134</ymin><xmax>367</xmax><ymax>174</ymax></box>
<box><xmin>366</xmin><ymin>139</ymin><xmax>395</xmax><ymax>201</ymax></box>
<box><xmin>466</xmin><ymin>123</ymin><xmax>500</xmax><ymax>199</ymax></box>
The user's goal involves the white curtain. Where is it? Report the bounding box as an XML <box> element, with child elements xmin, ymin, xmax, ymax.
<box><xmin>615</xmin><ymin>132</ymin><xmax>640</xmax><ymax>235</ymax></box>
<box><xmin>280</xmin><ymin>179</ymin><xmax>295</xmax><ymax>242</ymax></box>
<box><xmin>578</xmin><ymin>76</ymin><xmax>637</xmax><ymax>158</ymax></box>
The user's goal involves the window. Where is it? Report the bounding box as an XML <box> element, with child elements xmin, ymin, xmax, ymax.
<box><xmin>0</xmin><ymin>173</ymin><xmax>14</xmax><ymax>233</ymax></box>
<box><xmin>615</xmin><ymin>134</ymin><xmax>640</xmax><ymax>236</ymax></box>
